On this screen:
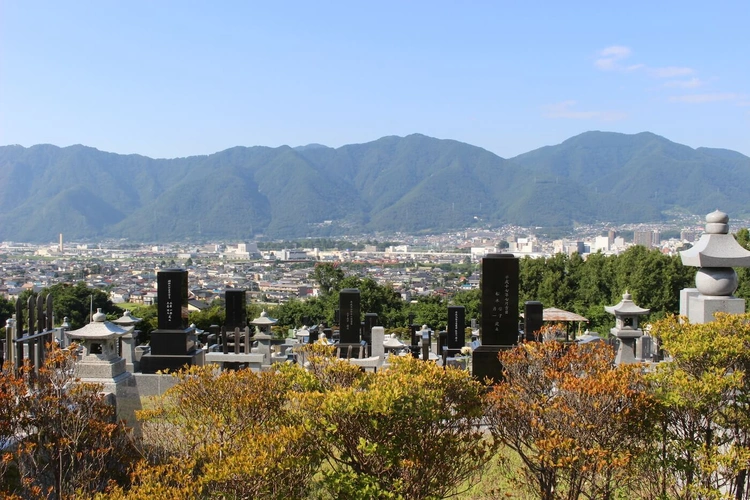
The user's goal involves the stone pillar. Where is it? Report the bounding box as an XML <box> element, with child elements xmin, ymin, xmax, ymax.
<box><xmin>120</xmin><ymin>329</ymin><xmax>140</xmax><ymax>372</ymax></box>
<box><xmin>371</xmin><ymin>326</ymin><xmax>385</xmax><ymax>359</ymax></box>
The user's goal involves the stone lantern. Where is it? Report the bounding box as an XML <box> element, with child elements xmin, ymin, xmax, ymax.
<box><xmin>680</xmin><ymin>210</ymin><xmax>750</xmax><ymax>323</ymax></box>
<box><xmin>66</xmin><ymin>308</ymin><xmax>132</xmax><ymax>393</ymax></box>
<box><xmin>250</xmin><ymin>310</ymin><xmax>278</xmax><ymax>365</ymax></box>
<box><xmin>605</xmin><ymin>292</ymin><xmax>649</xmax><ymax>364</ymax></box>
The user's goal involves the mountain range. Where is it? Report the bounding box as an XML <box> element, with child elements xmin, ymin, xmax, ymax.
<box><xmin>0</xmin><ymin>131</ymin><xmax>748</xmax><ymax>243</ymax></box>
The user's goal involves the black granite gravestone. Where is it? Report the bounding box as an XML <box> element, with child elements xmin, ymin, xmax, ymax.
<box><xmin>524</xmin><ymin>301</ymin><xmax>543</xmax><ymax>342</ymax></box>
<box><xmin>363</xmin><ymin>313</ymin><xmax>378</xmax><ymax>346</ymax></box>
<box><xmin>140</xmin><ymin>269</ymin><xmax>202</xmax><ymax>373</ymax></box>
<box><xmin>473</xmin><ymin>254</ymin><xmax>520</xmax><ymax>383</ymax></box>
<box><xmin>480</xmin><ymin>254</ymin><xmax>519</xmax><ymax>345</ymax></box>
<box><xmin>225</xmin><ymin>289</ymin><xmax>247</xmax><ymax>332</ymax></box>
<box><xmin>339</xmin><ymin>289</ymin><xmax>360</xmax><ymax>344</ymax></box>
<box><xmin>448</xmin><ymin>306</ymin><xmax>465</xmax><ymax>350</ymax></box>
<box><xmin>157</xmin><ymin>269</ymin><xmax>189</xmax><ymax>331</ymax></box>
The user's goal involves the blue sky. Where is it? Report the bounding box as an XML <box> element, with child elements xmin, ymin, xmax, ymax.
<box><xmin>1</xmin><ymin>1</ymin><xmax>748</xmax><ymax>159</ymax></box>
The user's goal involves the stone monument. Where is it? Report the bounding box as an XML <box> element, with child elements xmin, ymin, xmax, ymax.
<box><xmin>524</xmin><ymin>301</ymin><xmax>543</xmax><ymax>342</ymax></box>
<box><xmin>250</xmin><ymin>310</ymin><xmax>277</xmax><ymax>367</ymax></box>
<box><xmin>225</xmin><ymin>289</ymin><xmax>247</xmax><ymax>332</ymax></box>
<box><xmin>473</xmin><ymin>254</ymin><xmax>520</xmax><ymax>383</ymax></box>
<box><xmin>679</xmin><ymin>210</ymin><xmax>750</xmax><ymax>323</ymax></box>
<box><xmin>140</xmin><ymin>269</ymin><xmax>203</xmax><ymax>373</ymax></box>
<box><xmin>605</xmin><ymin>292</ymin><xmax>649</xmax><ymax>364</ymax></box>
<box><xmin>66</xmin><ymin>308</ymin><xmax>132</xmax><ymax>394</ymax></box>
<box><xmin>337</xmin><ymin>288</ymin><xmax>361</xmax><ymax>358</ymax></box>
<box><xmin>447</xmin><ymin>306</ymin><xmax>466</xmax><ymax>353</ymax></box>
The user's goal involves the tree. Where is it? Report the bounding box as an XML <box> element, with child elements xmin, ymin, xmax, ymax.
<box><xmin>44</xmin><ymin>282</ymin><xmax>115</xmax><ymax>330</ymax></box>
<box><xmin>406</xmin><ymin>294</ymin><xmax>446</xmax><ymax>331</ymax></box>
<box><xmin>0</xmin><ymin>295</ymin><xmax>15</xmax><ymax>333</ymax></box>
<box><xmin>187</xmin><ymin>304</ymin><xmax>225</xmax><ymax>331</ymax></box>
<box><xmin>124</xmin><ymin>365</ymin><xmax>323</xmax><ymax>500</ymax></box>
<box><xmin>486</xmin><ymin>341</ymin><xmax>656</xmax><ymax>500</ymax></box>
<box><xmin>0</xmin><ymin>346</ymin><xmax>136</xmax><ymax>499</ymax></box>
<box><xmin>649</xmin><ymin>314</ymin><xmax>750</xmax><ymax>499</ymax></box>
<box><xmin>312</xmin><ymin>262</ymin><xmax>345</xmax><ymax>298</ymax></box>
<box><xmin>298</xmin><ymin>350</ymin><xmax>497</xmax><ymax>499</ymax></box>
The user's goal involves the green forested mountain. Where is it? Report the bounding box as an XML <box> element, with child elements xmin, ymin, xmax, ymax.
<box><xmin>0</xmin><ymin>131</ymin><xmax>748</xmax><ymax>242</ymax></box>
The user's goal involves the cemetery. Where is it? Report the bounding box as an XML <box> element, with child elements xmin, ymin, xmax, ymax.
<box><xmin>1</xmin><ymin>211</ymin><xmax>749</xmax><ymax>498</ymax></box>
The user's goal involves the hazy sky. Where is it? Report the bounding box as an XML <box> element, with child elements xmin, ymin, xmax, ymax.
<box><xmin>1</xmin><ymin>1</ymin><xmax>748</xmax><ymax>159</ymax></box>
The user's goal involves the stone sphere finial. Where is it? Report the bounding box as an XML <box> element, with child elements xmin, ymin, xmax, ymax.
<box><xmin>92</xmin><ymin>308</ymin><xmax>106</xmax><ymax>322</ymax></box>
<box><xmin>705</xmin><ymin>209</ymin><xmax>729</xmax><ymax>235</ymax></box>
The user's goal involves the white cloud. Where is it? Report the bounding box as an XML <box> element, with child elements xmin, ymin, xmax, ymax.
<box><xmin>668</xmin><ymin>93</ymin><xmax>739</xmax><ymax>103</ymax></box>
<box><xmin>663</xmin><ymin>77</ymin><xmax>704</xmax><ymax>88</ymax></box>
<box><xmin>544</xmin><ymin>101</ymin><xmax>627</xmax><ymax>121</ymax></box>
<box><xmin>593</xmin><ymin>46</ymin><xmax>694</xmax><ymax>79</ymax></box>
<box><xmin>650</xmin><ymin>66</ymin><xmax>695</xmax><ymax>78</ymax></box>
<box><xmin>595</xmin><ymin>45</ymin><xmax>633</xmax><ymax>70</ymax></box>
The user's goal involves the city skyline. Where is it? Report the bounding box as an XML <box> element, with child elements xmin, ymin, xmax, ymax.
<box><xmin>1</xmin><ymin>1</ymin><xmax>748</xmax><ymax>159</ymax></box>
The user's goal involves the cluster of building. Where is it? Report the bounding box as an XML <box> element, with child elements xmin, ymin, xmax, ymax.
<box><xmin>0</xmin><ymin>215</ymin><xmax>730</xmax><ymax>307</ymax></box>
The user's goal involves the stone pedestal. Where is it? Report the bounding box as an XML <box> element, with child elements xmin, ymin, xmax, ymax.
<box><xmin>613</xmin><ymin>330</ymin><xmax>641</xmax><ymax>365</ymax></box>
<box><xmin>471</xmin><ymin>345</ymin><xmax>511</xmax><ymax>384</ymax></box>
<box><xmin>679</xmin><ymin>288</ymin><xmax>700</xmax><ymax>318</ymax></box>
<box><xmin>253</xmin><ymin>331</ymin><xmax>273</xmax><ymax>365</ymax></box>
<box><xmin>149</xmin><ymin>328</ymin><xmax>196</xmax><ymax>355</ymax></box>
<box><xmin>140</xmin><ymin>327</ymin><xmax>202</xmax><ymax>374</ymax></box>
<box><xmin>687</xmin><ymin>294</ymin><xmax>745</xmax><ymax>324</ymax></box>
<box><xmin>139</xmin><ymin>351</ymin><xmax>205</xmax><ymax>374</ymax></box>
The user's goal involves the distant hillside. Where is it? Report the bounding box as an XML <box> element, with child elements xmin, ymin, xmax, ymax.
<box><xmin>0</xmin><ymin>131</ymin><xmax>748</xmax><ymax>242</ymax></box>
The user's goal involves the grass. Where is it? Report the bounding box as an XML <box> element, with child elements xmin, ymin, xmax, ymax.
<box><xmin>454</xmin><ymin>447</ymin><xmax>535</xmax><ymax>500</ymax></box>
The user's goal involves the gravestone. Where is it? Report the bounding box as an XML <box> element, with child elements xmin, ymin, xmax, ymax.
<box><xmin>225</xmin><ymin>289</ymin><xmax>247</xmax><ymax>332</ymax></box>
<box><xmin>339</xmin><ymin>289</ymin><xmax>360</xmax><ymax>344</ymax></box>
<box><xmin>338</xmin><ymin>288</ymin><xmax>361</xmax><ymax>357</ymax></box>
<box><xmin>140</xmin><ymin>269</ymin><xmax>203</xmax><ymax>373</ymax></box>
<box><xmin>473</xmin><ymin>254</ymin><xmax>519</xmax><ymax>383</ymax></box>
<box><xmin>447</xmin><ymin>306</ymin><xmax>465</xmax><ymax>350</ymax></box>
<box><xmin>524</xmin><ymin>301</ymin><xmax>543</xmax><ymax>341</ymax></box>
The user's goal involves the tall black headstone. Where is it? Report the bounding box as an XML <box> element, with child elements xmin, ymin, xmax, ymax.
<box><xmin>474</xmin><ymin>254</ymin><xmax>520</xmax><ymax>383</ymax></box>
<box><xmin>447</xmin><ymin>306</ymin><xmax>465</xmax><ymax>349</ymax></box>
<box><xmin>524</xmin><ymin>301</ymin><xmax>543</xmax><ymax>341</ymax></box>
<box><xmin>480</xmin><ymin>254</ymin><xmax>519</xmax><ymax>345</ymax></box>
<box><xmin>225</xmin><ymin>289</ymin><xmax>247</xmax><ymax>332</ymax></box>
<box><xmin>339</xmin><ymin>289</ymin><xmax>361</xmax><ymax>344</ymax></box>
<box><xmin>363</xmin><ymin>313</ymin><xmax>378</xmax><ymax>346</ymax></box>
<box><xmin>140</xmin><ymin>269</ymin><xmax>202</xmax><ymax>373</ymax></box>
<box><xmin>157</xmin><ymin>269</ymin><xmax>189</xmax><ymax>330</ymax></box>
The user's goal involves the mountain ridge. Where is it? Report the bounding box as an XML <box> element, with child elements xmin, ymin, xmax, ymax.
<box><xmin>1</xmin><ymin>131</ymin><xmax>748</xmax><ymax>242</ymax></box>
